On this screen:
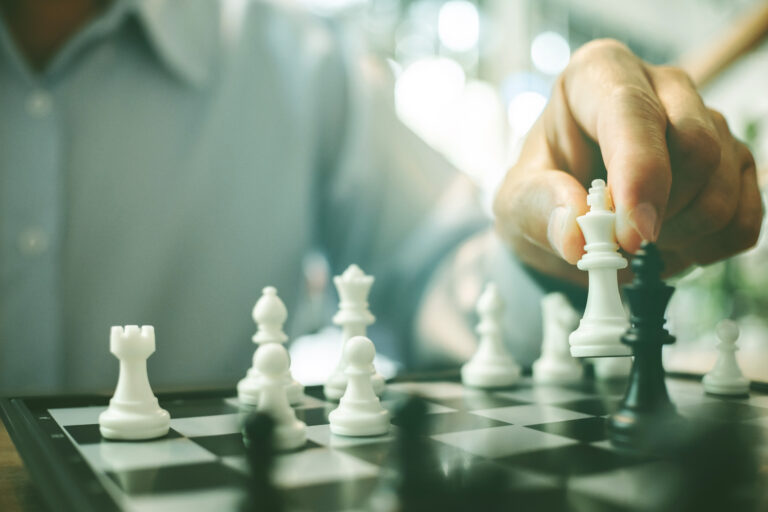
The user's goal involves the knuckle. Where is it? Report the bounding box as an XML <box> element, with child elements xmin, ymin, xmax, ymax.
<box><xmin>673</xmin><ymin>120</ymin><xmax>721</xmax><ymax>174</ymax></box>
<box><xmin>708</xmin><ymin>108</ymin><xmax>729</xmax><ymax>133</ymax></box>
<box><xmin>696</xmin><ymin>191</ymin><xmax>735</xmax><ymax>233</ymax></box>
<box><xmin>570</xmin><ymin>38</ymin><xmax>631</xmax><ymax>67</ymax></box>
<box><xmin>655</xmin><ymin>66</ymin><xmax>696</xmax><ymax>88</ymax></box>
<box><xmin>608</xmin><ymin>84</ymin><xmax>666</xmax><ymax>123</ymax></box>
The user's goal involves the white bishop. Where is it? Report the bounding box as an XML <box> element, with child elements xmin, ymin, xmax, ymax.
<box><xmin>238</xmin><ymin>287</ymin><xmax>303</xmax><ymax>405</ymax></box>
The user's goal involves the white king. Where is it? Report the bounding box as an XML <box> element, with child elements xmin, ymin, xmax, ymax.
<box><xmin>324</xmin><ymin>265</ymin><xmax>384</xmax><ymax>400</ymax></box>
<box><xmin>569</xmin><ymin>179</ymin><xmax>631</xmax><ymax>358</ymax></box>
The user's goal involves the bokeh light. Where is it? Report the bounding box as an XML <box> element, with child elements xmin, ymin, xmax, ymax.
<box><xmin>530</xmin><ymin>31</ymin><xmax>570</xmax><ymax>75</ymax></box>
<box><xmin>438</xmin><ymin>1</ymin><xmax>480</xmax><ymax>52</ymax></box>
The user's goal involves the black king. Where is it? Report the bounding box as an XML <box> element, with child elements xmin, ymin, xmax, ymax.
<box><xmin>609</xmin><ymin>242</ymin><xmax>681</xmax><ymax>449</ymax></box>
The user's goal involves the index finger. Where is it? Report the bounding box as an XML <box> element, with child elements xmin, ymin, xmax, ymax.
<box><xmin>562</xmin><ymin>39</ymin><xmax>671</xmax><ymax>253</ymax></box>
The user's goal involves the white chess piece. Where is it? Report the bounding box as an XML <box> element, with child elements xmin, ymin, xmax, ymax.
<box><xmin>238</xmin><ymin>287</ymin><xmax>303</xmax><ymax>405</ymax></box>
<box><xmin>703</xmin><ymin>319</ymin><xmax>750</xmax><ymax>396</ymax></box>
<box><xmin>324</xmin><ymin>265</ymin><xmax>385</xmax><ymax>400</ymax></box>
<box><xmin>592</xmin><ymin>357</ymin><xmax>633</xmax><ymax>380</ymax></box>
<box><xmin>461</xmin><ymin>283</ymin><xmax>521</xmax><ymax>388</ymax></box>
<box><xmin>569</xmin><ymin>179</ymin><xmax>631</xmax><ymax>358</ymax></box>
<box><xmin>99</xmin><ymin>326</ymin><xmax>171</xmax><ymax>440</ymax></box>
<box><xmin>329</xmin><ymin>336</ymin><xmax>390</xmax><ymax>436</ymax></box>
<box><xmin>255</xmin><ymin>343</ymin><xmax>307</xmax><ymax>450</ymax></box>
<box><xmin>533</xmin><ymin>293</ymin><xmax>583</xmax><ymax>383</ymax></box>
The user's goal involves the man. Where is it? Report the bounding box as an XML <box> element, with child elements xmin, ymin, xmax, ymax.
<box><xmin>0</xmin><ymin>0</ymin><xmax>761</xmax><ymax>394</ymax></box>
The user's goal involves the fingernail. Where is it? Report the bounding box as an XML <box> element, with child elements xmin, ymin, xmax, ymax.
<box><xmin>628</xmin><ymin>202</ymin><xmax>659</xmax><ymax>242</ymax></box>
<box><xmin>547</xmin><ymin>206</ymin><xmax>569</xmax><ymax>259</ymax></box>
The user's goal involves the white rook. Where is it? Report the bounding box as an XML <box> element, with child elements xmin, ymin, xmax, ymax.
<box><xmin>569</xmin><ymin>179</ymin><xmax>631</xmax><ymax>358</ymax></box>
<box><xmin>99</xmin><ymin>326</ymin><xmax>170</xmax><ymax>440</ymax></box>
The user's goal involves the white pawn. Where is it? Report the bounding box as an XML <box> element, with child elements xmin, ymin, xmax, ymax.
<box><xmin>238</xmin><ymin>287</ymin><xmax>303</xmax><ymax>405</ymax></box>
<box><xmin>325</xmin><ymin>265</ymin><xmax>385</xmax><ymax>400</ymax></box>
<box><xmin>255</xmin><ymin>344</ymin><xmax>307</xmax><ymax>450</ymax></box>
<box><xmin>461</xmin><ymin>283</ymin><xmax>521</xmax><ymax>388</ymax></box>
<box><xmin>329</xmin><ymin>336</ymin><xmax>390</xmax><ymax>437</ymax></box>
<box><xmin>533</xmin><ymin>293</ymin><xmax>583</xmax><ymax>383</ymax></box>
<box><xmin>703</xmin><ymin>319</ymin><xmax>750</xmax><ymax>396</ymax></box>
<box><xmin>99</xmin><ymin>326</ymin><xmax>170</xmax><ymax>440</ymax></box>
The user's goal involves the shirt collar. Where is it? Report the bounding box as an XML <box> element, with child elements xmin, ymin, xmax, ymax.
<box><xmin>131</xmin><ymin>0</ymin><xmax>220</xmax><ymax>87</ymax></box>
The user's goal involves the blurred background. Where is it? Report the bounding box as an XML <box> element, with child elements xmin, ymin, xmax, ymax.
<box><xmin>292</xmin><ymin>0</ymin><xmax>768</xmax><ymax>379</ymax></box>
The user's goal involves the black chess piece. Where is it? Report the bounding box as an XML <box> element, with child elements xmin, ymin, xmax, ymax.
<box><xmin>608</xmin><ymin>242</ymin><xmax>683</xmax><ymax>451</ymax></box>
<box><xmin>241</xmin><ymin>412</ymin><xmax>282</xmax><ymax>512</ymax></box>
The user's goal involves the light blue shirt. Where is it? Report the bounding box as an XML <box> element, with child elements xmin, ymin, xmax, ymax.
<box><xmin>0</xmin><ymin>0</ymin><xmax>547</xmax><ymax>395</ymax></box>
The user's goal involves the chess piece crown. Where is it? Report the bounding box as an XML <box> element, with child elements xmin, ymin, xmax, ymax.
<box><xmin>333</xmin><ymin>264</ymin><xmax>375</xmax><ymax>327</ymax></box>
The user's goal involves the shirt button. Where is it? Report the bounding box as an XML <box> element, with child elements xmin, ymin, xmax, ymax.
<box><xmin>26</xmin><ymin>90</ymin><xmax>53</xmax><ymax>118</ymax></box>
<box><xmin>18</xmin><ymin>227</ymin><xmax>50</xmax><ymax>256</ymax></box>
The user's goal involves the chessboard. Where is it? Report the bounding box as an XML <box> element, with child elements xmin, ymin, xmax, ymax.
<box><xmin>2</xmin><ymin>374</ymin><xmax>767</xmax><ymax>512</ymax></box>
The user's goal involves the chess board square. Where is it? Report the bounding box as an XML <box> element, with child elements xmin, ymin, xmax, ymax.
<box><xmin>496</xmin><ymin>386</ymin><xmax>594</xmax><ymax>405</ymax></box>
<box><xmin>65</xmin><ymin>424</ymin><xmax>181</xmax><ymax>445</ymax></box>
<box><xmin>48</xmin><ymin>406</ymin><xmax>106</xmax><ymax>426</ymax></box>
<box><xmin>431</xmin><ymin>394</ymin><xmax>528</xmax><ymax>412</ymax></box>
<box><xmin>161</xmin><ymin>398</ymin><xmax>240</xmax><ymax>419</ymax></box>
<box><xmin>678</xmin><ymin>401</ymin><xmax>768</xmax><ymax>422</ymax></box>
<box><xmin>379</xmin><ymin>398</ymin><xmax>456</xmax><ymax>415</ymax></box>
<box><xmin>284</xmin><ymin>477</ymin><xmax>380</xmax><ymax>512</ymax></box>
<box><xmin>106</xmin><ymin>461</ymin><xmax>246</xmax><ymax>495</ymax></box>
<box><xmin>170</xmin><ymin>413</ymin><xmax>243</xmax><ymax>437</ymax></box>
<box><xmin>432</xmin><ymin>425</ymin><xmax>575</xmax><ymax>458</ymax></box>
<box><xmin>393</xmin><ymin>410</ymin><xmax>509</xmax><ymax>435</ymax></box>
<box><xmin>496</xmin><ymin>444</ymin><xmax>647</xmax><ymax>476</ymax></box>
<box><xmin>305</xmin><ymin>424</ymin><xmax>395</xmax><ymax>448</ymax></box>
<box><xmin>387</xmin><ymin>381</ymin><xmax>466</xmax><ymax>399</ymax></box>
<box><xmin>122</xmin><ymin>487</ymin><xmax>245</xmax><ymax>512</ymax></box>
<box><xmin>471</xmin><ymin>404</ymin><xmax>592</xmax><ymax>426</ymax></box>
<box><xmin>295</xmin><ymin>406</ymin><xmax>332</xmax><ymax>426</ymax></box>
<box><xmin>272</xmin><ymin>447</ymin><xmax>381</xmax><ymax>488</ymax></box>
<box><xmin>555</xmin><ymin>397</ymin><xmax>622</xmax><ymax>416</ymax></box>
<box><xmin>748</xmin><ymin>395</ymin><xmax>768</xmax><ymax>408</ymax></box>
<box><xmin>527</xmin><ymin>416</ymin><xmax>609</xmax><ymax>443</ymax></box>
<box><xmin>336</xmin><ymin>440</ymin><xmax>394</xmax><ymax>466</ymax></box>
<box><xmin>191</xmin><ymin>433</ymin><xmax>246</xmax><ymax>457</ymax></box>
<box><xmin>80</xmin><ymin>437</ymin><xmax>216</xmax><ymax>472</ymax></box>
<box><xmin>568</xmin><ymin>461</ymin><xmax>671</xmax><ymax>509</ymax></box>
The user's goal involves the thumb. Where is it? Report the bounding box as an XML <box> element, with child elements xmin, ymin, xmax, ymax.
<box><xmin>494</xmin><ymin>169</ymin><xmax>589</xmax><ymax>264</ymax></box>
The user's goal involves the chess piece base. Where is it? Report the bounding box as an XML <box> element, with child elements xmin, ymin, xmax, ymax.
<box><xmin>461</xmin><ymin>360</ymin><xmax>520</xmax><ymax>388</ymax></box>
<box><xmin>99</xmin><ymin>404</ymin><xmax>170</xmax><ymax>440</ymax></box>
<box><xmin>702</xmin><ymin>375</ymin><xmax>750</xmax><ymax>396</ymax></box>
<box><xmin>532</xmin><ymin>359</ymin><xmax>583</xmax><ymax>384</ymax></box>
<box><xmin>329</xmin><ymin>406</ymin><xmax>389</xmax><ymax>437</ymax></box>
<box><xmin>569</xmin><ymin>319</ymin><xmax>632</xmax><ymax>358</ymax></box>
<box><xmin>608</xmin><ymin>407</ymin><xmax>683</xmax><ymax>453</ymax></box>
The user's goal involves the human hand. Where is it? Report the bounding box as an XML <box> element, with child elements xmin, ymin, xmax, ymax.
<box><xmin>494</xmin><ymin>39</ymin><xmax>763</xmax><ymax>284</ymax></box>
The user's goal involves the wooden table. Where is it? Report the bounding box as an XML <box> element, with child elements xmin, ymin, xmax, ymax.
<box><xmin>0</xmin><ymin>421</ymin><xmax>45</xmax><ymax>512</ymax></box>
